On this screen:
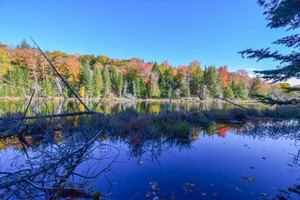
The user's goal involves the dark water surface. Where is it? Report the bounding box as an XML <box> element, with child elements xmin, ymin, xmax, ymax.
<box><xmin>1</xmin><ymin>121</ymin><xmax>298</xmax><ymax>199</ymax></box>
<box><xmin>72</xmin><ymin>123</ymin><xmax>299</xmax><ymax>200</ymax></box>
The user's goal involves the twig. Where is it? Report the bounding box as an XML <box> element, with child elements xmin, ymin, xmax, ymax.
<box><xmin>91</xmin><ymin>94</ymin><xmax>104</xmax><ymax>112</ymax></box>
<box><xmin>17</xmin><ymin>89</ymin><xmax>35</xmax><ymax>129</ymax></box>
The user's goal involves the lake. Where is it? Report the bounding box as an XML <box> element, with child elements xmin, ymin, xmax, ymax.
<box><xmin>0</xmin><ymin>119</ymin><xmax>299</xmax><ymax>199</ymax></box>
<box><xmin>0</xmin><ymin>99</ymin><xmax>268</xmax><ymax>116</ymax></box>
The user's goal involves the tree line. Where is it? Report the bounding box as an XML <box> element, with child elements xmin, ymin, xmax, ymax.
<box><xmin>0</xmin><ymin>40</ymin><xmax>296</xmax><ymax>100</ymax></box>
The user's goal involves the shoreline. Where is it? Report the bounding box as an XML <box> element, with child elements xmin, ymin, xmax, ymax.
<box><xmin>0</xmin><ymin>96</ymin><xmax>260</xmax><ymax>104</ymax></box>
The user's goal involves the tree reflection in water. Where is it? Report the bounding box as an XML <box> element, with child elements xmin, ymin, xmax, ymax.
<box><xmin>0</xmin><ymin>116</ymin><xmax>299</xmax><ymax>199</ymax></box>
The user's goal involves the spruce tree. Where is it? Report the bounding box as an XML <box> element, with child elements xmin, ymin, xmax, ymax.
<box><xmin>204</xmin><ymin>66</ymin><xmax>222</xmax><ymax>98</ymax></box>
<box><xmin>109</xmin><ymin>66</ymin><xmax>119</xmax><ymax>94</ymax></box>
<box><xmin>249</xmin><ymin>76</ymin><xmax>261</xmax><ymax>97</ymax></box>
<box><xmin>223</xmin><ymin>85</ymin><xmax>234</xmax><ymax>99</ymax></box>
<box><xmin>102</xmin><ymin>66</ymin><xmax>111</xmax><ymax>97</ymax></box>
<box><xmin>80</xmin><ymin>64</ymin><xmax>93</xmax><ymax>98</ymax></box>
<box><xmin>93</xmin><ymin>67</ymin><xmax>104</xmax><ymax>97</ymax></box>
<box><xmin>117</xmin><ymin>72</ymin><xmax>124</xmax><ymax>98</ymax></box>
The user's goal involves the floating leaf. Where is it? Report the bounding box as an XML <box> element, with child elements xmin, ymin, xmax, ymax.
<box><xmin>262</xmin><ymin>157</ymin><xmax>266</xmax><ymax>160</ymax></box>
<box><xmin>150</xmin><ymin>182</ymin><xmax>157</xmax><ymax>190</ymax></box>
<box><xmin>235</xmin><ymin>187</ymin><xmax>242</xmax><ymax>192</ymax></box>
<box><xmin>183</xmin><ymin>186</ymin><xmax>188</xmax><ymax>193</ymax></box>
<box><xmin>241</xmin><ymin>177</ymin><xmax>255</xmax><ymax>182</ymax></box>
<box><xmin>250</xmin><ymin>166</ymin><xmax>255</xmax><ymax>169</ymax></box>
<box><xmin>279</xmin><ymin>189</ymin><xmax>289</xmax><ymax>194</ymax></box>
<box><xmin>146</xmin><ymin>191</ymin><xmax>153</xmax><ymax>197</ymax></box>
<box><xmin>226</xmin><ymin>185</ymin><xmax>232</xmax><ymax>188</ymax></box>
<box><xmin>242</xmin><ymin>184</ymin><xmax>248</xmax><ymax>189</ymax></box>
<box><xmin>261</xmin><ymin>193</ymin><xmax>269</xmax><ymax>196</ymax></box>
<box><xmin>213</xmin><ymin>191</ymin><xmax>218</xmax><ymax>196</ymax></box>
<box><xmin>184</xmin><ymin>183</ymin><xmax>195</xmax><ymax>187</ymax></box>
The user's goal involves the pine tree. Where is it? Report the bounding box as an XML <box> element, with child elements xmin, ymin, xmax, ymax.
<box><xmin>102</xmin><ymin>66</ymin><xmax>111</xmax><ymax>97</ymax></box>
<box><xmin>249</xmin><ymin>76</ymin><xmax>261</xmax><ymax>97</ymax></box>
<box><xmin>93</xmin><ymin>67</ymin><xmax>104</xmax><ymax>97</ymax></box>
<box><xmin>190</xmin><ymin>67</ymin><xmax>203</xmax><ymax>96</ymax></box>
<box><xmin>204</xmin><ymin>66</ymin><xmax>222</xmax><ymax>98</ymax></box>
<box><xmin>41</xmin><ymin>78</ymin><xmax>54</xmax><ymax>97</ymax></box>
<box><xmin>238</xmin><ymin>82</ymin><xmax>249</xmax><ymax>100</ymax></box>
<box><xmin>117</xmin><ymin>72</ymin><xmax>124</xmax><ymax>98</ymax></box>
<box><xmin>239</xmin><ymin>0</ymin><xmax>299</xmax><ymax>83</ymax></box>
<box><xmin>109</xmin><ymin>66</ymin><xmax>119</xmax><ymax>94</ymax></box>
<box><xmin>239</xmin><ymin>0</ymin><xmax>299</xmax><ymax>105</ymax></box>
<box><xmin>223</xmin><ymin>85</ymin><xmax>234</xmax><ymax>99</ymax></box>
<box><xmin>135</xmin><ymin>76</ymin><xmax>146</xmax><ymax>98</ymax></box>
<box><xmin>231</xmin><ymin>78</ymin><xmax>238</xmax><ymax>98</ymax></box>
<box><xmin>80</xmin><ymin>64</ymin><xmax>93</xmax><ymax>98</ymax></box>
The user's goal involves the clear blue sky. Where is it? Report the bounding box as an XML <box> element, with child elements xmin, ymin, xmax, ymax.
<box><xmin>0</xmin><ymin>0</ymin><xmax>298</xmax><ymax>84</ymax></box>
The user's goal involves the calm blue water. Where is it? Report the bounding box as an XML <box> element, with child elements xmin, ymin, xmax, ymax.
<box><xmin>0</xmin><ymin>121</ymin><xmax>299</xmax><ymax>199</ymax></box>
<box><xmin>72</xmin><ymin>124</ymin><xmax>299</xmax><ymax>200</ymax></box>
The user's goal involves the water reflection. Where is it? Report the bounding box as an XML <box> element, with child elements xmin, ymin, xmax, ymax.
<box><xmin>0</xmin><ymin>119</ymin><xmax>299</xmax><ymax>199</ymax></box>
<box><xmin>0</xmin><ymin>99</ymin><xmax>268</xmax><ymax>116</ymax></box>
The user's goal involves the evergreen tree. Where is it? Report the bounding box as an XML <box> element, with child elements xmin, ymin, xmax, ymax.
<box><xmin>102</xmin><ymin>66</ymin><xmax>111</xmax><ymax>97</ymax></box>
<box><xmin>190</xmin><ymin>67</ymin><xmax>203</xmax><ymax>96</ymax></box>
<box><xmin>117</xmin><ymin>72</ymin><xmax>124</xmax><ymax>98</ymax></box>
<box><xmin>239</xmin><ymin>0</ymin><xmax>299</xmax><ymax>105</ymax></box>
<box><xmin>18</xmin><ymin>38</ymin><xmax>30</xmax><ymax>49</ymax></box>
<box><xmin>231</xmin><ymin>78</ymin><xmax>239</xmax><ymax>98</ymax></box>
<box><xmin>109</xmin><ymin>66</ymin><xmax>119</xmax><ymax>94</ymax></box>
<box><xmin>240</xmin><ymin>0</ymin><xmax>299</xmax><ymax>83</ymax></box>
<box><xmin>223</xmin><ymin>85</ymin><xmax>234</xmax><ymax>99</ymax></box>
<box><xmin>41</xmin><ymin>78</ymin><xmax>55</xmax><ymax>97</ymax></box>
<box><xmin>80</xmin><ymin>64</ymin><xmax>93</xmax><ymax>98</ymax></box>
<box><xmin>204</xmin><ymin>66</ymin><xmax>222</xmax><ymax>98</ymax></box>
<box><xmin>135</xmin><ymin>76</ymin><xmax>146</xmax><ymax>98</ymax></box>
<box><xmin>93</xmin><ymin>67</ymin><xmax>104</xmax><ymax>97</ymax></box>
<box><xmin>237</xmin><ymin>82</ymin><xmax>249</xmax><ymax>100</ymax></box>
<box><xmin>249</xmin><ymin>76</ymin><xmax>261</xmax><ymax>97</ymax></box>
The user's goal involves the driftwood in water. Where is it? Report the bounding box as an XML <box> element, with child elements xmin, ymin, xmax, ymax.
<box><xmin>214</xmin><ymin>96</ymin><xmax>248</xmax><ymax>110</ymax></box>
<box><xmin>22</xmin><ymin>111</ymin><xmax>97</xmax><ymax>120</ymax></box>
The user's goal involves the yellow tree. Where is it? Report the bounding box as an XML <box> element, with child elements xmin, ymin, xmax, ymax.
<box><xmin>0</xmin><ymin>48</ymin><xmax>13</xmax><ymax>81</ymax></box>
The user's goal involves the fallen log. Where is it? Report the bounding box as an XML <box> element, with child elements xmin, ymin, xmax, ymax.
<box><xmin>214</xmin><ymin>96</ymin><xmax>249</xmax><ymax>110</ymax></box>
<box><xmin>5</xmin><ymin>111</ymin><xmax>98</xmax><ymax>120</ymax></box>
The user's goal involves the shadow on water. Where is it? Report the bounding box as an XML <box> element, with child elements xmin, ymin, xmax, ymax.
<box><xmin>0</xmin><ymin>113</ymin><xmax>299</xmax><ymax>199</ymax></box>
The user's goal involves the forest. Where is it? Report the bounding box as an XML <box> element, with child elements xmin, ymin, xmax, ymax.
<box><xmin>1</xmin><ymin>40</ymin><xmax>296</xmax><ymax>101</ymax></box>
